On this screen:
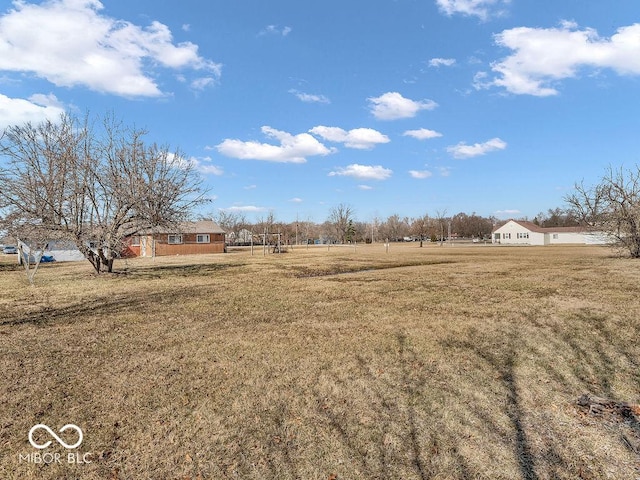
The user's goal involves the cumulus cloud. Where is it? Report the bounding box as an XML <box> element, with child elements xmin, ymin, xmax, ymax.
<box><xmin>216</xmin><ymin>126</ymin><xmax>335</xmax><ymax>163</ymax></box>
<box><xmin>167</xmin><ymin>154</ymin><xmax>223</xmax><ymax>175</ymax></box>
<box><xmin>479</xmin><ymin>22</ymin><xmax>640</xmax><ymax>96</ymax></box>
<box><xmin>190</xmin><ymin>157</ymin><xmax>224</xmax><ymax>175</ymax></box>
<box><xmin>368</xmin><ymin>92</ymin><xmax>438</xmax><ymax>120</ymax></box>
<box><xmin>447</xmin><ymin>137</ymin><xmax>506</xmax><ymax>158</ymax></box>
<box><xmin>289</xmin><ymin>89</ymin><xmax>330</xmax><ymax>104</ymax></box>
<box><xmin>329</xmin><ymin>164</ymin><xmax>392</xmax><ymax>181</ymax></box>
<box><xmin>403</xmin><ymin>128</ymin><xmax>443</xmax><ymax>140</ymax></box>
<box><xmin>436</xmin><ymin>0</ymin><xmax>510</xmax><ymax>21</ymax></box>
<box><xmin>409</xmin><ymin>170</ymin><xmax>433</xmax><ymax>179</ymax></box>
<box><xmin>259</xmin><ymin>25</ymin><xmax>292</xmax><ymax>36</ymax></box>
<box><xmin>309</xmin><ymin>126</ymin><xmax>390</xmax><ymax>150</ymax></box>
<box><xmin>0</xmin><ymin>0</ymin><xmax>221</xmax><ymax>97</ymax></box>
<box><xmin>191</xmin><ymin>77</ymin><xmax>216</xmax><ymax>91</ymax></box>
<box><xmin>289</xmin><ymin>197</ymin><xmax>303</xmax><ymax>203</ymax></box>
<box><xmin>429</xmin><ymin>58</ymin><xmax>456</xmax><ymax>67</ymax></box>
<box><xmin>358</xmin><ymin>185</ymin><xmax>374</xmax><ymax>190</ymax></box>
<box><xmin>0</xmin><ymin>93</ymin><xmax>66</xmax><ymax>128</ymax></box>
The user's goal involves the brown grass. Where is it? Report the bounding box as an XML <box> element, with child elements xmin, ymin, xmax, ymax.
<box><xmin>1</xmin><ymin>244</ymin><xmax>640</xmax><ymax>479</ymax></box>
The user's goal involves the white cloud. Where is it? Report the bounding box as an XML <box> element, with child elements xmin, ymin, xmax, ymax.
<box><xmin>216</xmin><ymin>126</ymin><xmax>335</xmax><ymax>163</ymax></box>
<box><xmin>436</xmin><ymin>0</ymin><xmax>510</xmax><ymax>21</ymax></box>
<box><xmin>0</xmin><ymin>93</ymin><xmax>66</xmax><ymax>128</ymax></box>
<box><xmin>409</xmin><ymin>170</ymin><xmax>433</xmax><ymax>179</ymax></box>
<box><xmin>329</xmin><ymin>164</ymin><xmax>392</xmax><ymax>181</ymax></box>
<box><xmin>289</xmin><ymin>197</ymin><xmax>303</xmax><ymax>203</ymax></box>
<box><xmin>289</xmin><ymin>89</ymin><xmax>330</xmax><ymax>104</ymax></box>
<box><xmin>167</xmin><ymin>154</ymin><xmax>223</xmax><ymax>175</ymax></box>
<box><xmin>429</xmin><ymin>58</ymin><xmax>456</xmax><ymax>67</ymax></box>
<box><xmin>437</xmin><ymin>166</ymin><xmax>452</xmax><ymax>177</ymax></box>
<box><xmin>358</xmin><ymin>185</ymin><xmax>374</xmax><ymax>190</ymax></box>
<box><xmin>221</xmin><ymin>205</ymin><xmax>266</xmax><ymax>213</ymax></box>
<box><xmin>244</xmin><ymin>184</ymin><xmax>257</xmax><ymax>190</ymax></box>
<box><xmin>259</xmin><ymin>25</ymin><xmax>292</xmax><ymax>36</ymax></box>
<box><xmin>191</xmin><ymin>157</ymin><xmax>224</xmax><ymax>175</ymax></box>
<box><xmin>0</xmin><ymin>0</ymin><xmax>221</xmax><ymax>97</ymax></box>
<box><xmin>403</xmin><ymin>128</ymin><xmax>443</xmax><ymax>140</ymax></box>
<box><xmin>368</xmin><ymin>92</ymin><xmax>438</xmax><ymax>120</ymax></box>
<box><xmin>191</xmin><ymin>77</ymin><xmax>216</xmax><ymax>91</ymax></box>
<box><xmin>482</xmin><ymin>22</ymin><xmax>640</xmax><ymax>96</ymax></box>
<box><xmin>309</xmin><ymin>126</ymin><xmax>390</xmax><ymax>150</ymax></box>
<box><xmin>447</xmin><ymin>137</ymin><xmax>506</xmax><ymax>159</ymax></box>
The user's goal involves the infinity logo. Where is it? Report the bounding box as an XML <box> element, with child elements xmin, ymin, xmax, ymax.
<box><xmin>28</xmin><ymin>424</ymin><xmax>83</xmax><ymax>450</ymax></box>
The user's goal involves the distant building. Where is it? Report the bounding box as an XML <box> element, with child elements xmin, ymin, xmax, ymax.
<box><xmin>123</xmin><ymin>220</ymin><xmax>226</xmax><ymax>257</ymax></box>
<box><xmin>17</xmin><ymin>239</ymin><xmax>85</xmax><ymax>263</ymax></box>
<box><xmin>226</xmin><ymin>229</ymin><xmax>254</xmax><ymax>245</ymax></box>
<box><xmin>492</xmin><ymin>220</ymin><xmax>609</xmax><ymax>246</ymax></box>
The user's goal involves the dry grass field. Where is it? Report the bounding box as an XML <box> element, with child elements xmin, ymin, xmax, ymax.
<box><xmin>1</xmin><ymin>243</ymin><xmax>640</xmax><ymax>479</ymax></box>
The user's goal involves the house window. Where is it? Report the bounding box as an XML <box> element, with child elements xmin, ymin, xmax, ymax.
<box><xmin>503</xmin><ymin>233</ymin><xmax>511</xmax><ymax>239</ymax></box>
<box><xmin>517</xmin><ymin>232</ymin><xmax>529</xmax><ymax>239</ymax></box>
<box><xmin>196</xmin><ymin>234</ymin><xmax>210</xmax><ymax>243</ymax></box>
<box><xmin>553</xmin><ymin>234</ymin><xmax>559</xmax><ymax>239</ymax></box>
<box><xmin>168</xmin><ymin>234</ymin><xmax>183</xmax><ymax>244</ymax></box>
<box><xmin>131</xmin><ymin>236</ymin><xmax>140</xmax><ymax>246</ymax></box>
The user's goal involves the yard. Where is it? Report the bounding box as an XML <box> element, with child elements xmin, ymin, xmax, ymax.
<box><xmin>1</xmin><ymin>244</ymin><xmax>639</xmax><ymax>479</ymax></box>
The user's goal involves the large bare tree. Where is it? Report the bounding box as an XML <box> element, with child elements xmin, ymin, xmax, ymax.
<box><xmin>0</xmin><ymin>113</ymin><xmax>207</xmax><ymax>273</ymax></box>
<box><xmin>411</xmin><ymin>214</ymin><xmax>430</xmax><ymax>247</ymax></box>
<box><xmin>327</xmin><ymin>203</ymin><xmax>354</xmax><ymax>244</ymax></box>
<box><xmin>566</xmin><ymin>165</ymin><xmax>640</xmax><ymax>258</ymax></box>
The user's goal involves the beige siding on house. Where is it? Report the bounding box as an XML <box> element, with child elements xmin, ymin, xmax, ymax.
<box><xmin>492</xmin><ymin>221</ymin><xmax>545</xmax><ymax>245</ymax></box>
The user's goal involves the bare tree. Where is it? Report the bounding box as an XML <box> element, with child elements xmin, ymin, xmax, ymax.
<box><xmin>353</xmin><ymin>221</ymin><xmax>369</xmax><ymax>243</ymax></box>
<box><xmin>0</xmin><ymin>113</ymin><xmax>207</xmax><ymax>273</ymax></box>
<box><xmin>411</xmin><ymin>214</ymin><xmax>430</xmax><ymax>247</ymax></box>
<box><xmin>450</xmin><ymin>212</ymin><xmax>494</xmax><ymax>239</ymax></box>
<box><xmin>433</xmin><ymin>209</ymin><xmax>448</xmax><ymax>244</ymax></box>
<box><xmin>327</xmin><ymin>203</ymin><xmax>354</xmax><ymax>244</ymax></box>
<box><xmin>381</xmin><ymin>214</ymin><xmax>412</xmax><ymax>242</ymax></box>
<box><xmin>566</xmin><ymin>165</ymin><xmax>640</xmax><ymax>258</ymax></box>
<box><xmin>214</xmin><ymin>210</ymin><xmax>247</xmax><ymax>245</ymax></box>
<box><xmin>533</xmin><ymin>207</ymin><xmax>579</xmax><ymax>228</ymax></box>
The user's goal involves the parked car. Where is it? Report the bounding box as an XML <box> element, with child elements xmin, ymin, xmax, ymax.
<box><xmin>3</xmin><ymin>245</ymin><xmax>18</xmax><ymax>254</ymax></box>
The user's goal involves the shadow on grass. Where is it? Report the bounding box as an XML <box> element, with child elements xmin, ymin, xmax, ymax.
<box><xmin>121</xmin><ymin>262</ymin><xmax>246</xmax><ymax>279</ymax></box>
<box><xmin>0</xmin><ymin>262</ymin><xmax>21</xmax><ymax>273</ymax></box>
<box><xmin>439</xmin><ymin>309</ymin><xmax>640</xmax><ymax>479</ymax></box>
<box><xmin>292</xmin><ymin>259</ymin><xmax>457</xmax><ymax>278</ymax></box>
<box><xmin>308</xmin><ymin>331</ymin><xmax>474</xmax><ymax>480</ymax></box>
<box><xmin>0</xmin><ymin>282</ymin><xmax>218</xmax><ymax>328</ymax></box>
<box><xmin>444</xmin><ymin>336</ymin><xmax>539</xmax><ymax>480</ymax></box>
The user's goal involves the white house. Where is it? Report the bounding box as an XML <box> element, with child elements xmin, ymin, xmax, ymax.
<box><xmin>492</xmin><ymin>220</ymin><xmax>608</xmax><ymax>246</ymax></box>
<box><xmin>17</xmin><ymin>239</ymin><xmax>86</xmax><ymax>263</ymax></box>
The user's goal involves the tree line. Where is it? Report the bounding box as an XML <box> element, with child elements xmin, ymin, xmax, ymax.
<box><xmin>213</xmin><ymin>205</ymin><xmax>583</xmax><ymax>247</ymax></box>
<box><xmin>2</xmin><ymin>113</ymin><xmax>639</xmax><ymax>279</ymax></box>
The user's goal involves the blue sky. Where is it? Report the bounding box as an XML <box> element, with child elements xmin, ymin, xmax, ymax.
<box><xmin>1</xmin><ymin>0</ymin><xmax>639</xmax><ymax>223</ymax></box>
